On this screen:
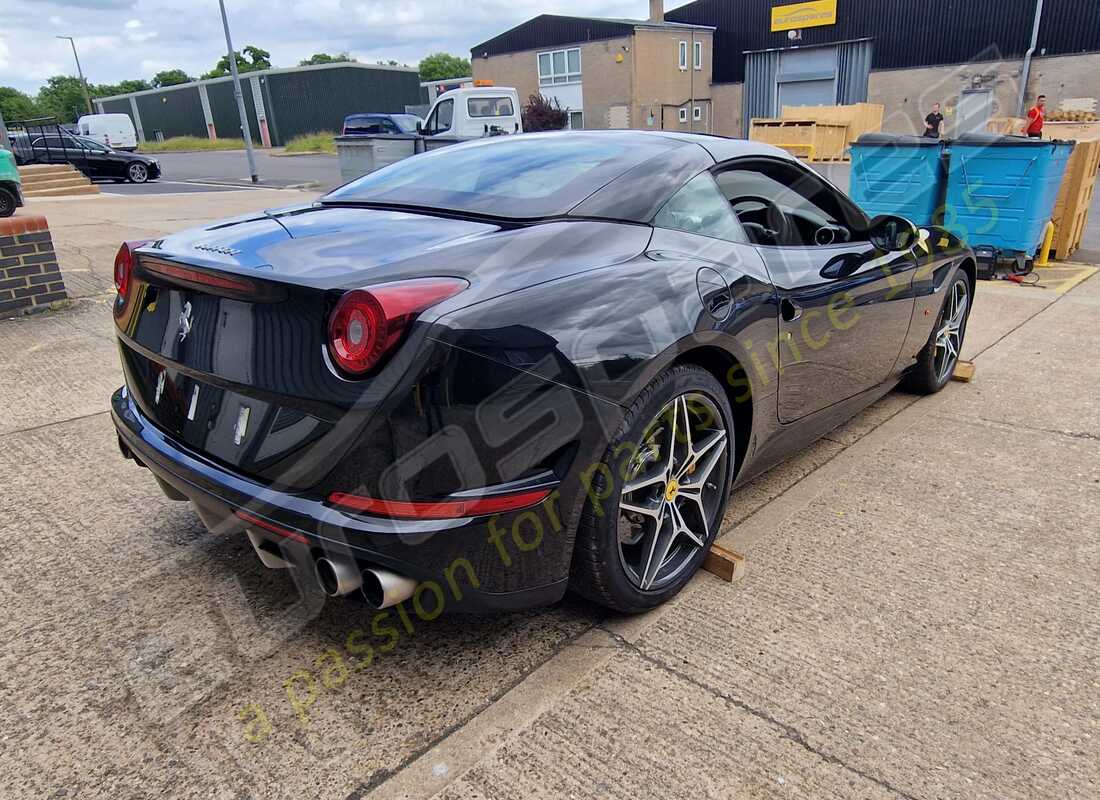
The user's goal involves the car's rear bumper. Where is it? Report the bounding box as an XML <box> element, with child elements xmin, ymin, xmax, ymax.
<box><xmin>111</xmin><ymin>386</ymin><xmax>570</xmax><ymax>612</ymax></box>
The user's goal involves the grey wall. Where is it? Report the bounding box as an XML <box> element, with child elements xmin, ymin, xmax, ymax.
<box><xmin>93</xmin><ymin>66</ymin><xmax>422</xmax><ymax>146</ymax></box>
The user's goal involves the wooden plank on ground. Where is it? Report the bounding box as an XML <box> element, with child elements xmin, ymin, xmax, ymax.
<box><xmin>703</xmin><ymin>543</ymin><xmax>747</xmax><ymax>583</ymax></box>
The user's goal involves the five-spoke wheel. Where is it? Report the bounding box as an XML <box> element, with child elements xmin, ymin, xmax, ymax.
<box><xmin>571</xmin><ymin>366</ymin><xmax>735</xmax><ymax>613</ymax></box>
<box><xmin>618</xmin><ymin>393</ymin><xmax>729</xmax><ymax>591</ymax></box>
<box><xmin>934</xmin><ymin>277</ymin><xmax>968</xmax><ymax>384</ymax></box>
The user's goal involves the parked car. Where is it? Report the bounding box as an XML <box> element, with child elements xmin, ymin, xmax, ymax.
<box><xmin>109</xmin><ymin>132</ymin><xmax>974</xmax><ymax>615</ymax></box>
<box><xmin>77</xmin><ymin>113</ymin><xmax>138</xmax><ymax>151</ymax></box>
<box><xmin>419</xmin><ymin>86</ymin><xmax>522</xmax><ymax>138</ymax></box>
<box><xmin>342</xmin><ymin>113</ymin><xmax>422</xmax><ymax>136</ymax></box>
<box><xmin>25</xmin><ymin>133</ymin><xmax>159</xmax><ymax>183</ymax></box>
<box><xmin>0</xmin><ymin>147</ymin><xmax>23</xmax><ymax>217</ymax></box>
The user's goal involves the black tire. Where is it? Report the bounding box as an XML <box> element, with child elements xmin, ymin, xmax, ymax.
<box><xmin>0</xmin><ymin>187</ymin><xmax>15</xmax><ymax>218</ymax></box>
<box><xmin>570</xmin><ymin>365</ymin><xmax>735</xmax><ymax>613</ymax></box>
<box><xmin>903</xmin><ymin>271</ymin><xmax>972</xmax><ymax>394</ymax></box>
<box><xmin>127</xmin><ymin>163</ymin><xmax>149</xmax><ymax>183</ymax></box>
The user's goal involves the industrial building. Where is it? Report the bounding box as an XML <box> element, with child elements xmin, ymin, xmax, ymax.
<box><xmin>92</xmin><ymin>62</ymin><xmax>422</xmax><ymax>147</ymax></box>
<box><xmin>472</xmin><ymin>0</ymin><xmax>1100</xmax><ymax>138</ymax></box>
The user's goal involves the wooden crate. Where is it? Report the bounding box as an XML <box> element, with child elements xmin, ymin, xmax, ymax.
<box><xmin>987</xmin><ymin>117</ymin><xmax>1027</xmax><ymax>135</ymax></box>
<box><xmin>750</xmin><ymin>118</ymin><xmax>849</xmax><ymax>161</ymax></box>
<box><xmin>780</xmin><ymin>102</ymin><xmax>884</xmax><ymax>144</ymax></box>
<box><xmin>1051</xmin><ymin>139</ymin><xmax>1100</xmax><ymax>260</ymax></box>
<box><xmin>1045</xmin><ymin>120</ymin><xmax>1100</xmax><ymax>143</ymax></box>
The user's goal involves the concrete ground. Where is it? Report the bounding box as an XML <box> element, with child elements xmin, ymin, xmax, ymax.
<box><xmin>1</xmin><ymin>189</ymin><xmax>1097</xmax><ymax>800</ymax></box>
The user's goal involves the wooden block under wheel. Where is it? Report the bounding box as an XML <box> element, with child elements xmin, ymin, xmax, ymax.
<box><xmin>703</xmin><ymin>543</ymin><xmax>747</xmax><ymax>583</ymax></box>
<box><xmin>952</xmin><ymin>361</ymin><xmax>976</xmax><ymax>382</ymax></box>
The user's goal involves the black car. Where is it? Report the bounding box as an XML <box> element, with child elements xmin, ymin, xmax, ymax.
<box><xmin>342</xmin><ymin>113</ymin><xmax>422</xmax><ymax>135</ymax></box>
<box><xmin>110</xmin><ymin>131</ymin><xmax>974</xmax><ymax>615</ymax></box>
<box><xmin>19</xmin><ymin>132</ymin><xmax>160</xmax><ymax>183</ymax></box>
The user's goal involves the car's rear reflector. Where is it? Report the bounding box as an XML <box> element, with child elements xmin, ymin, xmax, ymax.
<box><xmin>234</xmin><ymin>509</ymin><xmax>309</xmax><ymax>544</ymax></box>
<box><xmin>327</xmin><ymin>488</ymin><xmax>551</xmax><ymax>520</ymax></box>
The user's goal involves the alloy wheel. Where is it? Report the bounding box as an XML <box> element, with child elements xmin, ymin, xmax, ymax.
<box><xmin>934</xmin><ymin>278</ymin><xmax>968</xmax><ymax>383</ymax></box>
<box><xmin>129</xmin><ymin>163</ymin><xmax>148</xmax><ymax>183</ymax></box>
<box><xmin>617</xmin><ymin>393</ymin><xmax>729</xmax><ymax>591</ymax></box>
<box><xmin>0</xmin><ymin>192</ymin><xmax>13</xmax><ymax>217</ymax></box>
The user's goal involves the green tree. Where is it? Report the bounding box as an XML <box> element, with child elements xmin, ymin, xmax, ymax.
<box><xmin>0</xmin><ymin>87</ymin><xmax>40</xmax><ymax>122</ymax></box>
<box><xmin>95</xmin><ymin>79</ymin><xmax>151</xmax><ymax>97</ymax></box>
<box><xmin>35</xmin><ymin>76</ymin><xmax>90</xmax><ymax>123</ymax></box>
<box><xmin>151</xmin><ymin>69</ymin><xmax>193</xmax><ymax>88</ymax></box>
<box><xmin>418</xmin><ymin>52</ymin><xmax>471</xmax><ymax>82</ymax></box>
<box><xmin>299</xmin><ymin>52</ymin><xmax>355</xmax><ymax>66</ymax></box>
<box><xmin>202</xmin><ymin>45</ymin><xmax>272</xmax><ymax>79</ymax></box>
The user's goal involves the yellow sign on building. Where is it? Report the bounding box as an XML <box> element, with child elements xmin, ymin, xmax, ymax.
<box><xmin>771</xmin><ymin>0</ymin><xmax>838</xmax><ymax>32</ymax></box>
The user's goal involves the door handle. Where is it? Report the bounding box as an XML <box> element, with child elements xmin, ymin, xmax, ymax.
<box><xmin>780</xmin><ymin>298</ymin><xmax>802</xmax><ymax>322</ymax></box>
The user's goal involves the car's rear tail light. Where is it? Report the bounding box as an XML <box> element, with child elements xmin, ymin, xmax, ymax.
<box><xmin>327</xmin><ymin>277</ymin><xmax>468</xmax><ymax>376</ymax></box>
<box><xmin>113</xmin><ymin>239</ymin><xmax>153</xmax><ymax>298</ymax></box>
<box><xmin>327</xmin><ymin>488</ymin><xmax>551</xmax><ymax>520</ymax></box>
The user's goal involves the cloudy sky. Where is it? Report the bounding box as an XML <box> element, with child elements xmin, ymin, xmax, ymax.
<box><xmin>2</xmin><ymin>0</ymin><xmax>651</xmax><ymax>94</ymax></box>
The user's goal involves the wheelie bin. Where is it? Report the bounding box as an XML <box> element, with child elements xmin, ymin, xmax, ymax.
<box><xmin>849</xmin><ymin>133</ymin><xmax>947</xmax><ymax>227</ymax></box>
<box><xmin>943</xmin><ymin>133</ymin><xmax>1073</xmax><ymax>264</ymax></box>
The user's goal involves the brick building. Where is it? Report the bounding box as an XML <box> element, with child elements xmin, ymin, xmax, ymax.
<box><xmin>472</xmin><ymin>0</ymin><xmax>1100</xmax><ymax>138</ymax></box>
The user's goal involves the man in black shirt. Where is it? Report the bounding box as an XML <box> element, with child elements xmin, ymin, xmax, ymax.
<box><xmin>924</xmin><ymin>103</ymin><xmax>944</xmax><ymax>138</ymax></box>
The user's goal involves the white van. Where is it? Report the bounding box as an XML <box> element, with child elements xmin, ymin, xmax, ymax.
<box><xmin>419</xmin><ymin>87</ymin><xmax>523</xmax><ymax>139</ymax></box>
<box><xmin>77</xmin><ymin>114</ymin><xmax>138</xmax><ymax>151</ymax></box>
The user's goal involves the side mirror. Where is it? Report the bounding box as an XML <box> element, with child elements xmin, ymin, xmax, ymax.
<box><xmin>416</xmin><ymin>121</ymin><xmax>423</xmax><ymax>134</ymax></box>
<box><xmin>867</xmin><ymin>214</ymin><xmax>918</xmax><ymax>252</ymax></box>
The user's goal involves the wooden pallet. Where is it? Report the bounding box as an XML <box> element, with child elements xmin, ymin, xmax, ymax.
<box><xmin>781</xmin><ymin>102</ymin><xmax>884</xmax><ymax>144</ymax></box>
<box><xmin>750</xmin><ymin>118</ymin><xmax>849</xmax><ymax>161</ymax></box>
<box><xmin>1051</xmin><ymin>140</ymin><xmax>1100</xmax><ymax>260</ymax></box>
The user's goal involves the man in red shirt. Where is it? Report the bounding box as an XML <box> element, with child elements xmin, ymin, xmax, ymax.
<box><xmin>1026</xmin><ymin>95</ymin><xmax>1046</xmax><ymax>138</ymax></box>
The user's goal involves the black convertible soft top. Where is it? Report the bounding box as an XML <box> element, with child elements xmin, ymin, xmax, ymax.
<box><xmin>324</xmin><ymin>131</ymin><xmax>706</xmax><ymax>221</ymax></box>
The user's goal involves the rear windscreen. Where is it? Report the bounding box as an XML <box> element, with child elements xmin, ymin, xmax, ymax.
<box><xmin>323</xmin><ymin>133</ymin><xmax>680</xmax><ymax>219</ymax></box>
<box><xmin>467</xmin><ymin>97</ymin><xmax>514</xmax><ymax>118</ymax></box>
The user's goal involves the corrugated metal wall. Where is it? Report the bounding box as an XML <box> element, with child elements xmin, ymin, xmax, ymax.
<box><xmin>264</xmin><ymin>68</ymin><xmax>421</xmax><ymax>142</ymax></box>
<box><xmin>136</xmin><ymin>87</ymin><xmax>207</xmax><ymax>139</ymax></box>
<box><xmin>92</xmin><ymin>66</ymin><xmax>421</xmax><ymax>146</ymax></box>
<box><xmin>836</xmin><ymin>39</ymin><xmax>872</xmax><ymax>104</ymax></box>
<box><xmin>205</xmin><ymin>79</ymin><xmax>261</xmax><ymax>143</ymax></box>
<box><xmin>667</xmin><ymin>0</ymin><xmax>1100</xmax><ymax>84</ymax></box>
<box><xmin>743</xmin><ymin>49</ymin><xmax>780</xmax><ymax>133</ymax></box>
<box><xmin>472</xmin><ymin>14</ymin><xmax>635</xmax><ymax>57</ymax></box>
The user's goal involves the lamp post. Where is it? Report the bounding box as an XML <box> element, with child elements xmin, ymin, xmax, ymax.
<box><xmin>218</xmin><ymin>0</ymin><xmax>259</xmax><ymax>183</ymax></box>
<box><xmin>56</xmin><ymin>36</ymin><xmax>93</xmax><ymax>115</ymax></box>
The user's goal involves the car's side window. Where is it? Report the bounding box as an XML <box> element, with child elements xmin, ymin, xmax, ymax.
<box><xmin>714</xmin><ymin>159</ymin><xmax>868</xmax><ymax>248</ymax></box>
<box><xmin>653</xmin><ymin>172</ymin><xmax>746</xmax><ymax>243</ymax></box>
<box><xmin>435</xmin><ymin>100</ymin><xmax>454</xmax><ymax>134</ymax></box>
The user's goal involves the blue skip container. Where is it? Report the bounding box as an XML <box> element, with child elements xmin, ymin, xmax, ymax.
<box><xmin>849</xmin><ymin>134</ymin><xmax>947</xmax><ymax>227</ymax></box>
<box><xmin>943</xmin><ymin>134</ymin><xmax>1073</xmax><ymax>258</ymax></box>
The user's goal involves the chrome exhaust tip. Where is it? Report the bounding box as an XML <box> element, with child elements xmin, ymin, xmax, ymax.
<box><xmin>314</xmin><ymin>557</ymin><xmax>364</xmax><ymax>597</ymax></box>
<box><xmin>360</xmin><ymin>568</ymin><xmax>417</xmax><ymax>609</ymax></box>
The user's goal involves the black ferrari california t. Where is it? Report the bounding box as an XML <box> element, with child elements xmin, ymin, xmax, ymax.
<box><xmin>110</xmin><ymin>131</ymin><xmax>974</xmax><ymax>614</ymax></box>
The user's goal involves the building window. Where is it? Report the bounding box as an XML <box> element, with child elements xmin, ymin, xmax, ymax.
<box><xmin>678</xmin><ymin>41</ymin><xmax>688</xmax><ymax>70</ymax></box>
<box><xmin>538</xmin><ymin>48</ymin><xmax>581</xmax><ymax>86</ymax></box>
<box><xmin>569</xmin><ymin>111</ymin><xmax>584</xmax><ymax>130</ymax></box>
<box><xmin>679</xmin><ymin>107</ymin><xmax>688</xmax><ymax>123</ymax></box>
<box><xmin>693</xmin><ymin>106</ymin><xmax>703</xmax><ymax>121</ymax></box>
<box><xmin>694</xmin><ymin>41</ymin><xmax>703</xmax><ymax>70</ymax></box>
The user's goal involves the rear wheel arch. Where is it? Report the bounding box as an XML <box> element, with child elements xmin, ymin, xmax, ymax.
<box><xmin>671</xmin><ymin>345</ymin><xmax>752</xmax><ymax>481</ymax></box>
<box><xmin>957</xmin><ymin>257</ymin><xmax>976</xmax><ymax>294</ymax></box>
